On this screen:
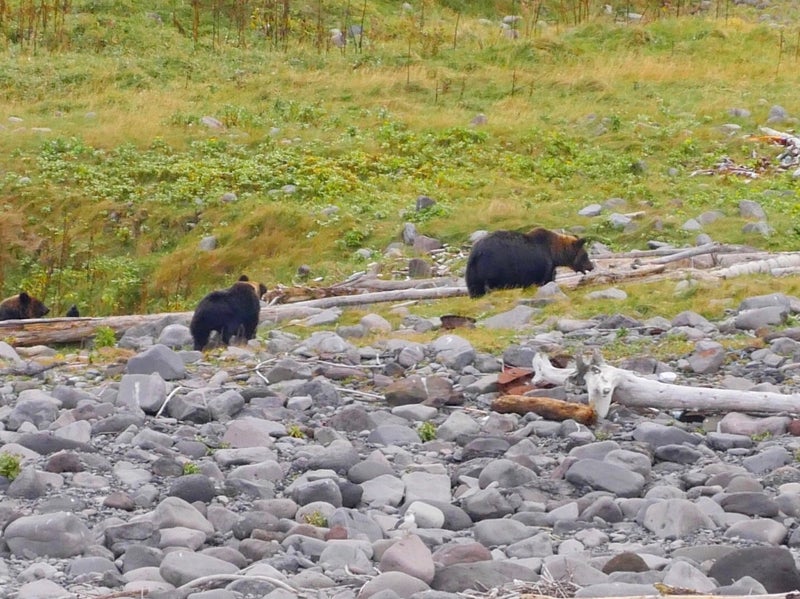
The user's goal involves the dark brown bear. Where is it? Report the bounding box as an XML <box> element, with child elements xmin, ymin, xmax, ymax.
<box><xmin>465</xmin><ymin>227</ymin><xmax>594</xmax><ymax>298</ymax></box>
<box><xmin>0</xmin><ymin>291</ymin><xmax>50</xmax><ymax>320</ymax></box>
<box><xmin>190</xmin><ymin>275</ymin><xmax>267</xmax><ymax>351</ymax></box>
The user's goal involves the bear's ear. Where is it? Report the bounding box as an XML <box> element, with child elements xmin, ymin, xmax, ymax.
<box><xmin>238</xmin><ymin>275</ymin><xmax>250</xmax><ymax>282</ymax></box>
<box><xmin>575</xmin><ymin>237</ymin><xmax>588</xmax><ymax>248</ymax></box>
<box><xmin>18</xmin><ymin>291</ymin><xmax>31</xmax><ymax>304</ymax></box>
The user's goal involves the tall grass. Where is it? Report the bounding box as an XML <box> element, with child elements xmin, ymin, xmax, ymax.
<box><xmin>1</xmin><ymin>1</ymin><xmax>799</xmax><ymax>315</ymax></box>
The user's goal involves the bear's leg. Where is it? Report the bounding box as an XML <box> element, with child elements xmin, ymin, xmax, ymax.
<box><xmin>466</xmin><ymin>255</ymin><xmax>489</xmax><ymax>298</ymax></box>
<box><xmin>193</xmin><ymin>327</ymin><xmax>210</xmax><ymax>351</ymax></box>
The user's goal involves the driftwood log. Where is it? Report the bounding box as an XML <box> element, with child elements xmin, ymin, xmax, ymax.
<box><xmin>0</xmin><ymin>287</ymin><xmax>468</xmax><ymax>347</ymax></box>
<box><xmin>532</xmin><ymin>352</ymin><xmax>800</xmax><ymax>418</ymax></box>
<box><xmin>491</xmin><ymin>395</ymin><xmax>597</xmax><ymax>425</ymax></box>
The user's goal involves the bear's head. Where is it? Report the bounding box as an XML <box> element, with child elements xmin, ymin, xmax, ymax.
<box><xmin>18</xmin><ymin>292</ymin><xmax>50</xmax><ymax>318</ymax></box>
<box><xmin>569</xmin><ymin>236</ymin><xmax>595</xmax><ymax>274</ymax></box>
<box><xmin>237</xmin><ymin>275</ymin><xmax>267</xmax><ymax>299</ymax></box>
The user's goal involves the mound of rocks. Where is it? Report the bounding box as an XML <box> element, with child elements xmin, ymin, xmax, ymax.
<box><xmin>3</xmin><ymin>291</ymin><xmax>800</xmax><ymax>598</ymax></box>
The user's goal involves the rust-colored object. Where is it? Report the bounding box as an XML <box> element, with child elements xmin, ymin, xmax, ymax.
<box><xmin>440</xmin><ymin>314</ymin><xmax>476</xmax><ymax>330</ymax></box>
<box><xmin>492</xmin><ymin>394</ymin><xmax>597</xmax><ymax>426</ymax></box>
<box><xmin>498</xmin><ymin>366</ymin><xmax>534</xmax><ymax>395</ymax></box>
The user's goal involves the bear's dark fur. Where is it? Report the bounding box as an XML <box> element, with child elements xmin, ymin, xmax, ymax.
<box><xmin>190</xmin><ymin>275</ymin><xmax>267</xmax><ymax>351</ymax></box>
<box><xmin>465</xmin><ymin>228</ymin><xmax>594</xmax><ymax>298</ymax></box>
<box><xmin>66</xmin><ymin>305</ymin><xmax>80</xmax><ymax>318</ymax></box>
<box><xmin>0</xmin><ymin>292</ymin><xmax>50</xmax><ymax>320</ymax></box>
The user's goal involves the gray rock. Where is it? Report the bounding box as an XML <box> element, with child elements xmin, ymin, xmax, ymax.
<box><xmin>117</xmin><ymin>373</ymin><xmax>167</xmax><ymax>414</ymax></box>
<box><xmin>4</xmin><ymin>389</ymin><xmax>61</xmax><ymax>430</ymax></box>
<box><xmin>719</xmin><ymin>412</ymin><xmax>790</xmax><ymax>437</ymax></box>
<box><xmin>742</xmin><ymin>445</ymin><xmax>792</xmax><ymax>474</ymax></box>
<box><xmin>431</xmin><ymin>561</ymin><xmax>537</xmax><ymax>593</ymax></box>
<box><xmin>198</xmin><ymin>236</ymin><xmax>218</xmax><ymax>253</ymax></box>
<box><xmin>734</xmin><ymin>306</ymin><xmax>788</xmax><ymax>330</ymax></box>
<box><xmin>380</xmin><ymin>534</ymin><xmax>435</xmax><ymax>584</ymax></box>
<box><xmin>473</xmin><ymin>518</ymin><xmax>534</xmax><ymax>546</ymax></box>
<box><xmin>6</xmin><ymin>466</ymin><xmax>49</xmax><ymax>499</ymax></box>
<box><xmin>361</xmin><ymin>474</ymin><xmax>405</xmax><ymax>507</ymax></box>
<box><xmin>480</xmin><ymin>305</ymin><xmax>538</xmax><ymax>329</ymax></box>
<box><xmin>157</xmin><ymin>323</ymin><xmax>193</xmax><ymax>348</ymax></box>
<box><xmin>358</xmin><ymin>571</ymin><xmax>430</xmax><ymax>598</ymax></box>
<box><xmin>662</xmin><ymin>560</ymin><xmax>716</xmax><ymax>592</ymax></box>
<box><xmin>290</xmin><ymin>377</ymin><xmax>342</xmax><ymax>408</ymax></box>
<box><xmin>724</xmin><ymin>518</ymin><xmax>787</xmax><ymax>544</ymax></box>
<box><xmin>565</xmin><ymin>459</ymin><xmax>645</xmax><ymax>497</ymax></box>
<box><xmin>478</xmin><ymin>459</ymin><xmax>537</xmax><ymax>489</ymax></box>
<box><xmin>159</xmin><ymin>550</ymin><xmax>239</xmax><ymax>586</ymax></box>
<box><xmin>431</xmin><ymin>335</ymin><xmax>475</xmax><ymax>370</ymax></box>
<box><xmin>403</xmin><ymin>471</ymin><xmax>451</xmax><ymax>504</ymax></box>
<box><xmin>654</xmin><ymin>444</ymin><xmax>702</xmax><ymax>464</ymax></box>
<box><xmin>169</xmin><ymin>474</ymin><xmax>217</xmax><ymax>503</ymax></box>
<box><xmin>687</xmin><ymin>340</ymin><xmax>725</xmax><ymax>373</ymax></box>
<box><xmin>408</xmin><ymin>258</ymin><xmax>433</xmax><ymax>279</ymax></box>
<box><xmin>575</xmin><ymin>583</ymin><xmax>658</xmax><ymax>598</ymax></box>
<box><xmin>403</xmin><ymin>223</ymin><xmax>418</xmax><ymax>245</ymax></box>
<box><xmin>767</xmin><ymin>105</ymin><xmax>789</xmax><ymax>123</ymax></box>
<box><xmin>437</xmin><ymin>411</ymin><xmax>479</xmax><ymax>441</ymax></box>
<box><xmin>708</xmin><ymin>546</ymin><xmax>800</xmax><ymax>592</ymax></box>
<box><xmin>16</xmin><ymin>580</ymin><xmax>73</xmax><ymax>599</ymax></box>
<box><xmin>543</xmin><ymin>555</ymin><xmax>607</xmax><ymax>585</ymax></box>
<box><xmin>367</xmin><ymin>424</ymin><xmax>421</xmax><ymax>446</ymax></box>
<box><xmin>5</xmin><ymin>512</ymin><xmax>92</xmax><ymax>558</ymax></box>
<box><xmin>642</xmin><ymin>499</ymin><xmax>715</xmax><ymax>538</ymax></box>
<box><xmin>460</xmin><ymin>487</ymin><xmax>514</xmax><ymax>520</ymax></box>
<box><xmin>579</xmin><ymin>204</ymin><xmax>603</xmax><ymax>217</ymax></box>
<box><xmin>292</xmin><ymin>478</ymin><xmax>343</xmax><ymax>507</ymax></box>
<box><xmin>739</xmin><ymin>199</ymin><xmax>766</xmax><ymax>220</ymax></box>
<box><xmin>126</xmin><ymin>344</ymin><xmax>187</xmax><ymax>380</ymax></box>
<box><xmin>631</xmin><ymin>422</ymin><xmax>701</xmax><ymax>448</ymax></box>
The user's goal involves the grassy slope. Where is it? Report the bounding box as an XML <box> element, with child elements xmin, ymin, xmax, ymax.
<box><xmin>1</xmin><ymin>1</ymin><xmax>800</xmax><ymax>332</ymax></box>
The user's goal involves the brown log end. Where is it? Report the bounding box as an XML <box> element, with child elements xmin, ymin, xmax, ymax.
<box><xmin>492</xmin><ymin>395</ymin><xmax>597</xmax><ymax>426</ymax></box>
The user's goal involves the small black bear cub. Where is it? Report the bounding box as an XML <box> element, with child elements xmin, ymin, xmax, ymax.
<box><xmin>0</xmin><ymin>291</ymin><xmax>50</xmax><ymax>320</ymax></box>
<box><xmin>466</xmin><ymin>227</ymin><xmax>594</xmax><ymax>298</ymax></box>
<box><xmin>190</xmin><ymin>275</ymin><xmax>267</xmax><ymax>351</ymax></box>
<box><xmin>66</xmin><ymin>305</ymin><xmax>80</xmax><ymax>318</ymax></box>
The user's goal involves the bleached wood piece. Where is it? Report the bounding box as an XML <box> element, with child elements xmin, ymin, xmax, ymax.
<box><xmin>532</xmin><ymin>352</ymin><xmax>800</xmax><ymax>418</ymax></box>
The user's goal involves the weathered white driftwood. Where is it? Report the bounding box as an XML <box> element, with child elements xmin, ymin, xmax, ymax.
<box><xmin>532</xmin><ymin>352</ymin><xmax>800</xmax><ymax>418</ymax></box>
<box><xmin>712</xmin><ymin>253</ymin><xmax>800</xmax><ymax>278</ymax></box>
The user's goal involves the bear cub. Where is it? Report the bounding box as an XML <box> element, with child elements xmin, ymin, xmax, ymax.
<box><xmin>466</xmin><ymin>227</ymin><xmax>594</xmax><ymax>298</ymax></box>
<box><xmin>0</xmin><ymin>292</ymin><xmax>50</xmax><ymax>320</ymax></box>
<box><xmin>190</xmin><ymin>275</ymin><xmax>267</xmax><ymax>351</ymax></box>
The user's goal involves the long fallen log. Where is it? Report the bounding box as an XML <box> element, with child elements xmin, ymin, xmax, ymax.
<box><xmin>0</xmin><ymin>286</ymin><xmax>469</xmax><ymax>347</ymax></box>
<box><xmin>532</xmin><ymin>352</ymin><xmax>800</xmax><ymax>418</ymax></box>
<box><xmin>492</xmin><ymin>394</ymin><xmax>597</xmax><ymax>425</ymax></box>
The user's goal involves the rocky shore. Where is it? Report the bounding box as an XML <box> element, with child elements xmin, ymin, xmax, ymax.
<box><xmin>3</xmin><ymin>290</ymin><xmax>800</xmax><ymax>599</ymax></box>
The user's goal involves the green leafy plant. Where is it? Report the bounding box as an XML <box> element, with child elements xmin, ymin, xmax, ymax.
<box><xmin>750</xmin><ymin>431</ymin><xmax>773</xmax><ymax>442</ymax></box>
<box><xmin>287</xmin><ymin>424</ymin><xmax>305</xmax><ymax>438</ymax></box>
<box><xmin>418</xmin><ymin>421</ymin><xmax>437</xmax><ymax>442</ymax></box>
<box><xmin>183</xmin><ymin>462</ymin><xmax>201</xmax><ymax>475</ymax></box>
<box><xmin>0</xmin><ymin>453</ymin><xmax>22</xmax><ymax>480</ymax></box>
<box><xmin>93</xmin><ymin>326</ymin><xmax>117</xmax><ymax>349</ymax></box>
<box><xmin>303</xmin><ymin>510</ymin><xmax>327</xmax><ymax>527</ymax></box>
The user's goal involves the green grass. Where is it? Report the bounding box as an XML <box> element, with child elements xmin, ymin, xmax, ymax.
<box><xmin>1</xmin><ymin>0</ymin><xmax>800</xmax><ymax>327</ymax></box>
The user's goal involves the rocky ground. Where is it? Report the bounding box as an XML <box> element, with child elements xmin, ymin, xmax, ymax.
<box><xmin>4</xmin><ymin>287</ymin><xmax>800</xmax><ymax>599</ymax></box>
